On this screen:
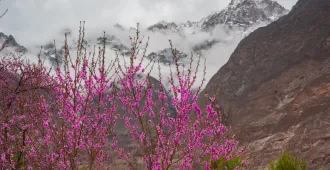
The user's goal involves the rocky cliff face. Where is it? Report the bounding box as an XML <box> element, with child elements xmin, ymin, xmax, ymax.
<box><xmin>0</xmin><ymin>32</ymin><xmax>27</xmax><ymax>54</ymax></box>
<box><xmin>146</xmin><ymin>48</ymin><xmax>188</xmax><ymax>65</ymax></box>
<box><xmin>200</xmin><ymin>0</ymin><xmax>330</xmax><ymax>169</ymax></box>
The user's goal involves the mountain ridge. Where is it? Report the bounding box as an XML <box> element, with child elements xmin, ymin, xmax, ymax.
<box><xmin>199</xmin><ymin>0</ymin><xmax>330</xmax><ymax>169</ymax></box>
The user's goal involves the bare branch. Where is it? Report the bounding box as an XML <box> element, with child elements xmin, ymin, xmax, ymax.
<box><xmin>0</xmin><ymin>0</ymin><xmax>8</xmax><ymax>19</ymax></box>
<box><xmin>0</xmin><ymin>8</ymin><xmax>7</xmax><ymax>19</ymax></box>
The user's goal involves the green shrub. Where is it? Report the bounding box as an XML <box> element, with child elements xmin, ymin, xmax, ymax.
<box><xmin>269</xmin><ymin>152</ymin><xmax>307</xmax><ymax>170</ymax></box>
<box><xmin>210</xmin><ymin>156</ymin><xmax>243</xmax><ymax>170</ymax></box>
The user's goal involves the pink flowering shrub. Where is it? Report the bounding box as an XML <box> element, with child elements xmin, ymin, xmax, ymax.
<box><xmin>0</xmin><ymin>23</ymin><xmax>244</xmax><ymax>170</ymax></box>
<box><xmin>0</xmin><ymin>55</ymin><xmax>55</xmax><ymax>169</ymax></box>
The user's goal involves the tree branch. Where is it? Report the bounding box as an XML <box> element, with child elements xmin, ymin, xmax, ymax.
<box><xmin>0</xmin><ymin>8</ymin><xmax>8</xmax><ymax>19</ymax></box>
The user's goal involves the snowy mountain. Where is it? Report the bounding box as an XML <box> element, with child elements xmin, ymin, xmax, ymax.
<box><xmin>145</xmin><ymin>0</ymin><xmax>288</xmax><ymax>36</ymax></box>
<box><xmin>0</xmin><ymin>0</ymin><xmax>289</xmax><ymax>89</ymax></box>
<box><xmin>142</xmin><ymin>0</ymin><xmax>288</xmax><ymax>64</ymax></box>
<box><xmin>201</xmin><ymin>0</ymin><xmax>288</xmax><ymax>32</ymax></box>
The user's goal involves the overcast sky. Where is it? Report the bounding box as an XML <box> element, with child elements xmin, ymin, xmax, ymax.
<box><xmin>0</xmin><ymin>0</ymin><xmax>297</xmax><ymax>45</ymax></box>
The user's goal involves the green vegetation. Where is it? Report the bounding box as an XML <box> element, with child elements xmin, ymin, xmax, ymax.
<box><xmin>210</xmin><ymin>156</ymin><xmax>243</xmax><ymax>170</ymax></box>
<box><xmin>269</xmin><ymin>152</ymin><xmax>307</xmax><ymax>170</ymax></box>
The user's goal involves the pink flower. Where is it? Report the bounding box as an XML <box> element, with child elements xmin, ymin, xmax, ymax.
<box><xmin>43</xmin><ymin>120</ymin><xmax>49</xmax><ymax>127</ymax></box>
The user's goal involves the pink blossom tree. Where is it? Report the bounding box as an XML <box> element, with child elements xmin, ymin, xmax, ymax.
<box><xmin>111</xmin><ymin>26</ymin><xmax>243</xmax><ymax>170</ymax></box>
<box><xmin>0</xmin><ymin>22</ymin><xmax>244</xmax><ymax>170</ymax></box>
<box><xmin>30</xmin><ymin>23</ymin><xmax>119</xmax><ymax>169</ymax></box>
<box><xmin>0</xmin><ymin>54</ymin><xmax>55</xmax><ymax>169</ymax></box>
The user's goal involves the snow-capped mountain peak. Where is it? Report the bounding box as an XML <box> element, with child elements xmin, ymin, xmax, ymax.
<box><xmin>201</xmin><ymin>0</ymin><xmax>289</xmax><ymax>31</ymax></box>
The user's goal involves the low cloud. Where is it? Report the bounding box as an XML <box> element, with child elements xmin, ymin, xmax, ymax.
<box><xmin>0</xmin><ymin>0</ymin><xmax>298</xmax><ymax>89</ymax></box>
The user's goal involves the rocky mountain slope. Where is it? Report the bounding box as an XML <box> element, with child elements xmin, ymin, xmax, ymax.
<box><xmin>199</xmin><ymin>0</ymin><xmax>330</xmax><ymax>169</ymax></box>
<box><xmin>0</xmin><ymin>33</ymin><xmax>26</xmax><ymax>54</ymax></box>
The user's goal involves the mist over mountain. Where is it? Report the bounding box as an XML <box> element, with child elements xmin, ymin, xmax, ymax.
<box><xmin>0</xmin><ymin>0</ymin><xmax>289</xmax><ymax>90</ymax></box>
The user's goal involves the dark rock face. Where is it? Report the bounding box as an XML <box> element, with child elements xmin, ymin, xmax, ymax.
<box><xmin>41</xmin><ymin>42</ymin><xmax>65</xmax><ymax>66</ymax></box>
<box><xmin>292</xmin><ymin>0</ymin><xmax>310</xmax><ymax>9</ymax></box>
<box><xmin>0</xmin><ymin>32</ymin><xmax>27</xmax><ymax>53</ymax></box>
<box><xmin>192</xmin><ymin>39</ymin><xmax>219</xmax><ymax>53</ymax></box>
<box><xmin>200</xmin><ymin>0</ymin><xmax>330</xmax><ymax>169</ymax></box>
<box><xmin>96</xmin><ymin>35</ymin><xmax>131</xmax><ymax>56</ymax></box>
<box><xmin>146</xmin><ymin>48</ymin><xmax>188</xmax><ymax>65</ymax></box>
<box><xmin>147</xmin><ymin>21</ymin><xmax>180</xmax><ymax>32</ymax></box>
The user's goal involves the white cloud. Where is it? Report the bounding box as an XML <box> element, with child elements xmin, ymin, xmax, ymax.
<box><xmin>0</xmin><ymin>0</ymin><xmax>298</xmax><ymax>90</ymax></box>
<box><xmin>0</xmin><ymin>0</ymin><xmax>297</xmax><ymax>46</ymax></box>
